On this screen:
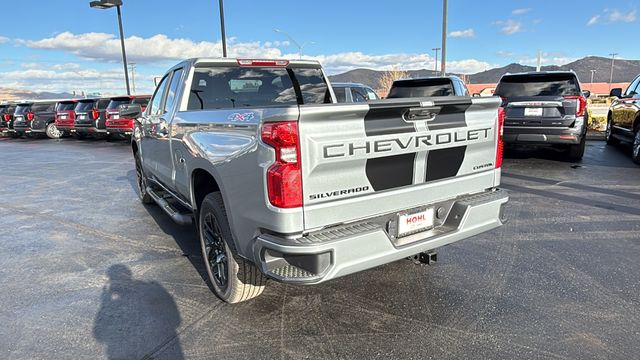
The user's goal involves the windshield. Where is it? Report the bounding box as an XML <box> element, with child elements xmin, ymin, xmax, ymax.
<box><xmin>495</xmin><ymin>74</ymin><xmax>580</xmax><ymax>97</ymax></box>
<box><xmin>387</xmin><ymin>79</ymin><xmax>454</xmax><ymax>98</ymax></box>
<box><xmin>75</xmin><ymin>101</ymin><xmax>96</xmax><ymax>112</ymax></box>
<box><xmin>187</xmin><ymin>66</ymin><xmax>330</xmax><ymax>110</ymax></box>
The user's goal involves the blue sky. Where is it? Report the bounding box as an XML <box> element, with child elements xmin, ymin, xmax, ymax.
<box><xmin>0</xmin><ymin>0</ymin><xmax>638</xmax><ymax>94</ymax></box>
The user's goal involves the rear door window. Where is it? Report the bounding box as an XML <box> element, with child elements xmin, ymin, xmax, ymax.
<box><xmin>57</xmin><ymin>102</ymin><xmax>76</xmax><ymax>112</ymax></box>
<box><xmin>15</xmin><ymin>105</ymin><xmax>31</xmax><ymax>115</ymax></box>
<box><xmin>97</xmin><ymin>99</ymin><xmax>111</xmax><ymax>109</ymax></box>
<box><xmin>496</xmin><ymin>74</ymin><xmax>580</xmax><ymax>97</ymax></box>
<box><xmin>164</xmin><ymin>68</ymin><xmax>184</xmax><ymax>113</ymax></box>
<box><xmin>132</xmin><ymin>98</ymin><xmax>150</xmax><ymax>108</ymax></box>
<box><xmin>350</xmin><ymin>87</ymin><xmax>369</xmax><ymax>102</ymax></box>
<box><xmin>33</xmin><ymin>103</ymin><xmax>54</xmax><ymax>112</ymax></box>
<box><xmin>333</xmin><ymin>87</ymin><xmax>347</xmax><ymax>103</ymax></box>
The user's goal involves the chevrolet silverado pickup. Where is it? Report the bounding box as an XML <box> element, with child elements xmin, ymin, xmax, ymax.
<box><xmin>125</xmin><ymin>58</ymin><xmax>508</xmax><ymax>303</ymax></box>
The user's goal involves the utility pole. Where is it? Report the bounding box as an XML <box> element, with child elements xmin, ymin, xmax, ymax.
<box><xmin>432</xmin><ymin>47</ymin><xmax>441</xmax><ymax>74</ymax></box>
<box><xmin>440</xmin><ymin>0</ymin><xmax>448</xmax><ymax>76</ymax></box>
<box><xmin>590</xmin><ymin>69</ymin><xmax>596</xmax><ymax>90</ymax></box>
<box><xmin>218</xmin><ymin>0</ymin><xmax>227</xmax><ymax>57</ymax></box>
<box><xmin>536</xmin><ymin>50</ymin><xmax>542</xmax><ymax>72</ymax></box>
<box><xmin>129</xmin><ymin>62</ymin><xmax>137</xmax><ymax>94</ymax></box>
<box><xmin>609</xmin><ymin>53</ymin><xmax>618</xmax><ymax>90</ymax></box>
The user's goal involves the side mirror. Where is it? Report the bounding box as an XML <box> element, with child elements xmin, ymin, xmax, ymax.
<box><xmin>582</xmin><ymin>90</ymin><xmax>591</xmax><ymax>99</ymax></box>
<box><xmin>609</xmin><ymin>88</ymin><xmax>622</xmax><ymax>98</ymax></box>
<box><xmin>472</xmin><ymin>93</ymin><xmax>481</xmax><ymax>97</ymax></box>
<box><xmin>119</xmin><ymin>104</ymin><xmax>142</xmax><ymax>119</ymax></box>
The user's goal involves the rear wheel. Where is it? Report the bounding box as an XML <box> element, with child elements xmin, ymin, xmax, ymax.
<box><xmin>605</xmin><ymin>115</ymin><xmax>619</xmax><ymax>146</ymax></box>
<box><xmin>45</xmin><ymin>123</ymin><xmax>62</xmax><ymax>139</ymax></box>
<box><xmin>199</xmin><ymin>192</ymin><xmax>266</xmax><ymax>303</ymax></box>
<box><xmin>632</xmin><ymin>129</ymin><xmax>640</xmax><ymax>165</ymax></box>
<box><xmin>567</xmin><ymin>135</ymin><xmax>586</xmax><ymax>161</ymax></box>
<box><xmin>134</xmin><ymin>155</ymin><xmax>153</xmax><ymax>204</ymax></box>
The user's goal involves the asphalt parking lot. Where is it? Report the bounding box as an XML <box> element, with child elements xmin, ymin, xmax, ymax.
<box><xmin>0</xmin><ymin>137</ymin><xmax>638</xmax><ymax>360</ymax></box>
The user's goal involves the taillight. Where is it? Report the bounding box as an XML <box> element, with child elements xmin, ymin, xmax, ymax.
<box><xmin>261</xmin><ymin>121</ymin><xmax>302</xmax><ymax>208</ymax></box>
<box><xmin>2</xmin><ymin>113</ymin><xmax>9</xmax><ymax>122</ymax></box>
<box><xmin>91</xmin><ymin>109</ymin><xmax>99</xmax><ymax>120</ymax></box>
<box><xmin>26</xmin><ymin>112</ymin><xmax>34</xmax><ymax>121</ymax></box>
<box><xmin>496</xmin><ymin>107</ymin><xmax>505</xmax><ymax>169</ymax></box>
<box><xmin>564</xmin><ymin>95</ymin><xmax>587</xmax><ymax>117</ymax></box>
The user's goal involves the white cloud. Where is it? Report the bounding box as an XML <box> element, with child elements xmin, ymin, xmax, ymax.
<box><xmin>449</xmin><ymin>28</ymin><xmax>475</xmax><ymax>38</ymax></box>
<box><xmin>495</xmin><ymin>20</ymin><xmax>522</xmax><ymax>35</ymax></box>
<box><xmin>588</xmin><ymin>8</ymin><xmax>637</xmax><ymax>25</ymax></box>
<box><xmin>607</xmin><ymin>8</ymin><xmax>637</xmax><ymax>23</ymax></box>
<box><xmin>496</xmin><ymin>50</ymin><xmax>515</xmax><ymax>58</ymax></box>
<box><xmin>0</xmin><ymin>36</ymin><xmax>8</xmax><ymax>44</ymax></box>
<box><xmin>587</xmin><ymin>15</ymin><xmax>600</xmax><ymax>26</ymax></box>
<box><xmin>512</xmin><ymin>8</ymin><xmax>531</xmax><ymax>15</ymax></box>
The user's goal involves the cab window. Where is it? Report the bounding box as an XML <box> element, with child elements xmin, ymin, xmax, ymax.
<box><xmin>148</xmin><ymin>75</ymin><xmax>170</xmax><ymax>116</ymax></box>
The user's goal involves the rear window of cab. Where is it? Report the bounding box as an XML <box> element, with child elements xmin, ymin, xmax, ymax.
<box><xmin>186</xmin><ymin>66</ymin><xmax>331</xmax><ymax>110</ymax></box>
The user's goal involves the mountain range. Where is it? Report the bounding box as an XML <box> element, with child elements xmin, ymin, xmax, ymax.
<box><xmin>329</xmin><ymin>56</ymin><xmax>640</xmax><ymax>89</ymax></box>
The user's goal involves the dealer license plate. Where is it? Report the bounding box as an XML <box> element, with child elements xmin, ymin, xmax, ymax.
<box><xmin>397</xmin><ymin>208</ymin><xmax>435</xmax><ymax>237</ymax></box>
<box><xmin>524</xmin><ymin>108</ymin><xmax>543</xmax><ymax>117</ymax></box>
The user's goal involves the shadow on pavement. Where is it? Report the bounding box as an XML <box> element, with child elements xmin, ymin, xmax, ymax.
<box><xmin>93</xmin><ymin>264</ymin><xmax>184</xmax><ymax>359</ymax></box>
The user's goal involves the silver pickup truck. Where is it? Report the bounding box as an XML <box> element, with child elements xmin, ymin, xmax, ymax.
<box><xmin>123</xmin><ymin>58</ymin><xmax>508</xmax><ymax>303</ymax></box>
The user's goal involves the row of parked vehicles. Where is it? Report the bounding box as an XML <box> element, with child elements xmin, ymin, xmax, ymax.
<box><xmin>0</xmin><ymin>95</ymin><xmax>150</xmax><ymax>139</ymax></box>
<box><xmin>2</xmin><ymin>69</ymin><xmax>639</xmax><ymax>164</ymax></box>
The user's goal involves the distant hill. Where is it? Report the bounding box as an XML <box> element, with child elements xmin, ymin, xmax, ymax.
<box><xmin>329</xmin><ymin>56</ymin><xmax>640</xmax><ymax>89</ymax></box>
<box><xmin>0</xmin><ymin>88</ymin><xmax>77</xmax><ymax>101</ymax></box>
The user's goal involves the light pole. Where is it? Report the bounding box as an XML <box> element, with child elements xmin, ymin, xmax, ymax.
<box><xmin>90</xmin><ymin>0</ymin><xmax>130</xmax><ymax>95</ymax></box>
<box><xmin>440</xmin><ymin>0</ymin><xmax>448</xmax><ymax>76</ymax></box>
<box><xmin>608</xmin><ymin>53</ymin><xmax>618</xmax><ymax>90</ymax></box>
<box><xmin>218</xmin><ymin>0</ymin><xmax>227</xmax><ymax>57</ymax></box>
<box><xmin>129</xmin><ymin>62</ymin><xmax>137</xmax><ymax>94</ymax></box>
<box><xmin>590</xmin><ymin>69</ymin><xmax>596</xmax><ymax>90</ymax></box>
<box><xmin>432</xmin><ymin>47</ymin><xmax>441</xmax><ymax>74</ymax></box>
<box><xmin>273</xmin><ymin>29</ymin><xmax>313</xmax><ymax>59</ymax></box>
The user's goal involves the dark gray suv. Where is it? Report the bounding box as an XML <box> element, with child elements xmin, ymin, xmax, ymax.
<box><xmin>332</xmin><ymin>83</ymin><xmax>379</xmax><ymax>103</ymax></box>
<box><xmin>494</xmin><ymin>71</ymin><xmax>589</xmax><ymax>161</ymax></box>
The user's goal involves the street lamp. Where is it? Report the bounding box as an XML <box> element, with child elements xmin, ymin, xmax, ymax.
<box><xmin>590</xmin><ymin>69</ymin><xmax>596</xmax><ymax>90</ymax></box>
<box><xmin>89</xmin><ymin>0</ymin><xmax>130</xmax><ymax>95</ymax></box>
<box><xmin>440</xmin><ymin>0</ymin><xmax>448</xmax><ymax>76</ymax></box>
<box><xmin>432</xmin><ymin>48</ymin><xmax>441</xmax><ymax>73</ymax></box>
<box><xmin>273</xmin><ymin>29</ymin><xmax>314</xmax><ymax>59</ymax></box>
<box><xmin>608</xmin><ymin>53</ymin><xmax>618</xmax><ymax>90</ymax></box>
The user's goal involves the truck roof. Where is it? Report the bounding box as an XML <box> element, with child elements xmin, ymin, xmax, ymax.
<box><xmin>187</xmin><ymin>58</ymin><xmax>322</xmax><ymax>68</ymax></box>
<box><xmin>394</xmin><ymin>75</ymin><xmax>464</xmax><ymax>84</ymax></box>
<box><xmin>502</xmin><ymin>70</ymin><xmax>577</xmax><ymax>77</ymax></box>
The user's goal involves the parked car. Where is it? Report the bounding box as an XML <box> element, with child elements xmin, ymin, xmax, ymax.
<box><xmin>105</xmin><ymin>95</ymin><xmax>150</xmax><ymax>137</ymax></box>
<box><xmin>73</xmin><ymin>98</ymin><xmax>112</xmax><ymax>138</ymax></box>
<box><xmin>332</xmin><ymin>83</ymin><xmax>379</xmax><ymax>103</ymax></box>
<box><xmin>12</xmin><ymin>101</ymin><xmax>59</xmax><ymax>138</ymax></box>
<box><xmin>494</xmin><ymin>71</ymin><xmax>589</xmax><ymax>161</ymax></box>
<box><xmin>607</xmin><ymin>74</ymin><xmax>640</xmax><ymax>164</ymax></box>
<box><xmin>126</xmin><ymin>58</ymin><xmax>508</xmax><ymax>303</ymax></box>
<box><xmin>0</xmin><ymin>102</ymin><xmax>16</xmax><ymax>137</ymax></box>
<box><xmin>54</xmin><ymin>100</ymin><xmax>79</xmax><ymax>137</ymax></box>
<box><xmin>387</xmin><ymin>76</ymin><xmax>470</xmax><ymax>98</ymax></box>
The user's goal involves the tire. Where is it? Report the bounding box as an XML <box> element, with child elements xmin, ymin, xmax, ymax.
<box><xmin>567</xmin><ymin>135</ymin><xmax>586</xmax><ymax>161</ymax></box>
<box><xmin>45</xmin><ymin>122</ymin><xmax>62</xmax><ymax>139</ymax></box>
<box><xmin>605</xmin><ymin>115</ymin><xmax>619</xmax><ymax>146</ymax></box>
<box><xmin>134</xmin><ymin>155</ymin><xmax>153</xmax><ymax>204</ymax></box>
<box><xmin>199</xmin><ymin>192</ymin><xmax>266</xmax><ymax>303</ymax></box>
<box><xmin>632</xmin><ymin>129</ymin><xmax>640</xmax><ymax>165</ymax></box>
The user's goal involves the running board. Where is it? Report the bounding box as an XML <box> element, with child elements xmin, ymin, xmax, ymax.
<box><xmin>146</xmin><ymin>186</ymin><xmax>193</xmax><ymax>226</ymax></box>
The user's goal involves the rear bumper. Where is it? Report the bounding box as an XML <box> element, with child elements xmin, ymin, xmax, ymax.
<box><xmin>253</xmin><ymin>188</ymin><xmax>509</xmax><ymax>284</ymax></box>
<box><xmin>504</xmin><ymin>124</ymin><xmax>584</xmax><ymax>145</ymax></box>
<box><xmin>106</xmin><ymin>128</ymin><xmax>133</xmax><ymax>135</ymax></box>
<box><xmin>74</xmin><ymin>126</ymin><xmax>107</xmax><ymax>134</ymax></box>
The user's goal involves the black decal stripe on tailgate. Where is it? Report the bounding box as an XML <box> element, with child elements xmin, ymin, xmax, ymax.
<box><xmin>364</xmin><ymin>106</ymin><xmax>416</xmax><ymax>191</ymax></box>
<box><xmin>424</xmin><ymin>102</ymin><xmax>472</xmax><ymax>182</ymax></box>
<box><xmin>366</xmin><ymin>154</ymin><xmax>416</xmax><ymax>191</ymax></box>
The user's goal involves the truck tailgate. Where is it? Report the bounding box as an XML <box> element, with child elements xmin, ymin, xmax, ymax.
<box><xmin>298</xmin><ymin>97</ymin><xmax>501</xmax><ymax>230</ymax></box>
